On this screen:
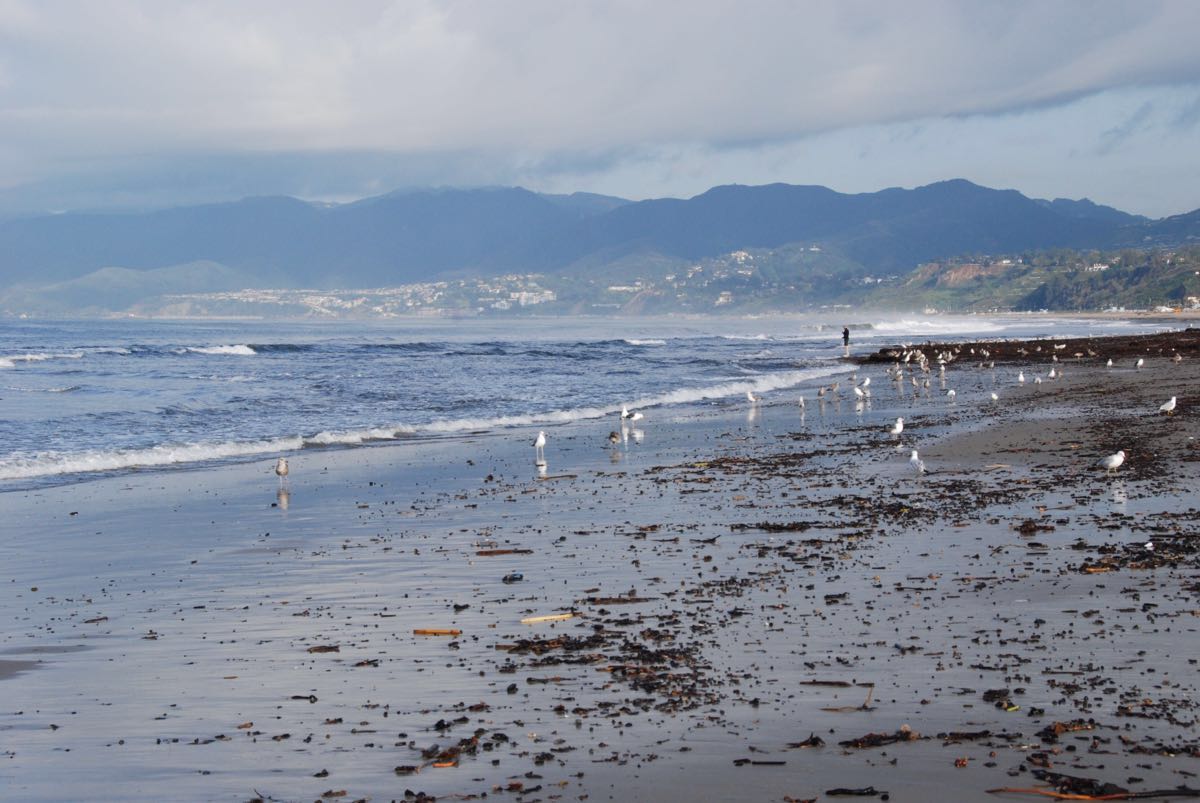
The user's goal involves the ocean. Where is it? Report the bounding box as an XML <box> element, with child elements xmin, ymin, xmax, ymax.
<box><xmin>0</xmin><ymin>314</ymin><xmax>1172</xmax><ymax>488</ymax></box>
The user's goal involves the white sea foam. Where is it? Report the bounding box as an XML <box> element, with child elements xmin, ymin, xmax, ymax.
<box><xmin>624</xmin><ymin>338</ymin><xmax>667</xmax><ymax>346</ymax></box>
<box><xmin>869</xmin><ymin>318</ymin><xmax>1004</xmax><ymax>336</ymax></box>
<box><xmin>187</xmin><ymin>344</ymin><xmax>257</xmax><ymax>356</ymax></box>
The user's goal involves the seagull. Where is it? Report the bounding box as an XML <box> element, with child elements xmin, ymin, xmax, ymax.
<box><xmin>1136</xmin><ymin>358</ymin><xmax>1144</xmax><ymax>369</ymax></box>
<box><xmin>621</xmin><ymin>405</ymin><xmax>644</xmax><ymax>422</ymax></box>
<box><xmin>909</xmin><ymin>449</ymin><xmax>926</xmax><ymax>474</ymax></box>
<box><xmin>853</xmin><ymin>386</ymin><xmax>865</xmax><ymax>399</ymax></box>
<box><xmin>1106</xmin><ymin>358</ymin><xmax>1113</xmax><ymax>368</ymax></box>
<box><xmin>1173</xmin><ymin>353</ymin><xmax>1183</xmax><ymax>363</ymax></box>
<box><xmin>608</xmin><ymin>431</ymin><xmax>621</xmax><ymax>446</ymax></box>
<box><xmin>990</xmin><ymin>391</ymin><xmax>999</xmax><ymax>401</ymax></box>
<box><xmin>1160</xmin><ymin>396</ymin><xmax>1177</xmax><ymax>415</ymax></box>
<box><xmin>746</xmin><ymin>390</ymin><xmax>760</xmax><ymax>404</ymax></box>
<box><xmin>1144</xmin><ymin>541</ymin><xmax>1155</xmax><ymax>553</ymax></box>
<box><xmin>797</xmin><ymin>396</ymin><xmax>805</xmax><ymax>409</ymax></box>
<box><xmin>889</xmin><ymin>417</ymin><xmax>904</xmax><ymax>437</ymax></box>
<box><xmin>1098</xmin><ymin>450</ymin><xmax>1125</xmax><ymax>472</ymax></box>
<box><xmin>860</xmin><ymin>376</ymin><xmax>871</xmax><ymax>388</ymax></box>
<box><xmin>1034</xmin><ymin>377</ymin><xmax>1042</xmax><ymax>385</ymax></box>
<box><xmin>1018</xmin><ymin>371</ymin><xmax>1025</xmax><ymax>384</ymax></box>
<box><xmin>274</xmin><ymin>457</ymin><xmax>289</xmax><ymax>486</ymax></box>
<box><xmin>946</xmin><ymin>389</ymin><xmax>956</xmax><ymax>398</ymax></box>
<box><xmin>534</xmin><ymin>430</ymin><xmax>547</xmax><ymax>464</ymax></box>
<box><xmin>1048</xmin><ymin>367</ymin><xmax>1057</xmax><ymax>379</ymax></box>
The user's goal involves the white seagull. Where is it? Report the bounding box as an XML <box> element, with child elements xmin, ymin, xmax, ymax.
<box><xmin>621</xmin><ymin>405</ymin><xmax>644</xmax><ymax>422</ymax></box>
<box><xmin>946</xmin><ymin>389</ymin><xmax>956</xmax><ymax>398</ymax></box>
<box><xmin>1018</xmin><ymin>371</ymin><xmax>1026</xmax><ymax>384</ymax></box>
<box><xmin>1106</xmin><ymin>358</ymin><xmax>1113</xmax><ymax>368</ymax></box>
<box><xmin>797</xmin><ymin>396</ymin><xmax>805</xmax><ymax>409</ymax></box>
<box><xmin>1135</xmin><ymin>358</ymin><xmax>1144</xmax><ymax>369</ymax></box>
<box><xmin>889</xmin><ymin>417</ymin><xmax>904</xmax><ymax>437</ymax></box>
<box><xmin>274</xmin><ymin>457</ymin><xmax>289</xmax><ymax>486</ymax></box>
<box><xmin>1098</xmin><ymin>450</ymin><xmax>1125</xmax><ymax>472</ymax></box>
<box><xmin>534</xmin><ymin>430</ymin><xmax>547</xmax><ymax>464</ymax></box>
<box><xmin>990</xmin><ymin>391</ymin><xmax>999</xmax><ymax>401</ymax></box>
<box><xmin>909</xmin><ymin>449</ymin><xmax>926</xmax><ymax>474</ymax></box>
<box><xmin>853</xmin><ymin>386</ymin><xmax>865</xmax><ymax>399</ymax></box>
<box><xmin>1160</xmin><ymin>396</ymin><xmax>1177</xmax><ymax>415</ymax></box>
<box><xmin>860</xmin><ymin>376</ymin><xmax>871</xmax><ymax>388</ymax></box>
<box><xmin>746</xmin><ymin>390</ymin><xmax>761</xmax><ymax>404</ymax></box>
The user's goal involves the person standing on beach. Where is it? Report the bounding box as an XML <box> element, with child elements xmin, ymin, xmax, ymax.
<box><xmin>842</xmin><ymin>327</ymin><xmax>850</xmax><ymax>347</ymax></box>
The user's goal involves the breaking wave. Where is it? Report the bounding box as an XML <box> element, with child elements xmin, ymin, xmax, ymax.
<box><xmin>186</xmin><ymin>344</ymin><xmax>257</xmax><ymax>356</ymax></box>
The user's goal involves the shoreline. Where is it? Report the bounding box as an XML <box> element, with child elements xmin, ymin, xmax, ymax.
<box><xmin>2</xmin><ymin>330</ymin><xmax>1198</xmax><ymax>801</ymax></box>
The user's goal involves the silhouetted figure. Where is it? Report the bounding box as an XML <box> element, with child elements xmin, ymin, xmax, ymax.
<box><xmin>842</xmin><ymin>327</ymin><xmax>850</xmax><ymax>347</ymax></box>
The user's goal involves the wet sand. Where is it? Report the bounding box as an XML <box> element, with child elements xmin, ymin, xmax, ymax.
<box><xmin>2</xmin><ymin>334</ymin><xmax>1199</xmax><ymax>802</ymax></box>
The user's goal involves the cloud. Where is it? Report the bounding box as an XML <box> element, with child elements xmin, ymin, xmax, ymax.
<box><xmin>0</xmin><ymin>1</ymin><xmax>1199</xmax><ymax>214</ymax></box>
<box><xmin>3</xmin><ymin>2</ymin><xmax>1200</xmax><ymax>156</ymax></box>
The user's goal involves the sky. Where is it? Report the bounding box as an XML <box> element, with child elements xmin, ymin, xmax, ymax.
<box><xmin>1</xmin><ymin>0</ymin><xmax>1199</xmax><ymax>217</ymax></box>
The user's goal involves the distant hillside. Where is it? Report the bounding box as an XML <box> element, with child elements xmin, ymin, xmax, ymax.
<box><xmin>873</xmin><ymin>247</ymin><xmax>1200</xmax><ymax>312</ymax></box>
<box><xmin>1</xmin><ymin>180</ymin><xmax>1199</xmax><ymax>315</ymax></box>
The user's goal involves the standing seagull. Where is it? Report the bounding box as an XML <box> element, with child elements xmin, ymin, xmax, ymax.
<box><xmin>1018</xmin><ymin>371</ymin><xmax>1025</xmax><ymax>384</ymax></box>
<box><xmin>746</xmin><ymin>390</ymin><xmax>761</xmax><ymax>405</ymax></box>
<box><xmin>1106</xmin><ymin>358</ymin><xmax>1113</xmax><ymax>368</ymax></box>
<box><xmin>1098</xmin><ymin>450</ymin><xmax>1126</xmax><ymax>472</ymax></box>
<box><xmin>275</xmin><ymin>457</ymin><xmax>289</xmax><ymax>487</ymax></box>
<box><xmin>1160</xmin><ymin>396</ymin><xmax>1177</xmax><ymax>415</ymax></box>
<box><xmin>1135</xmin><ymin>358</ymin><xmax>1144</xmax><ymax>369</ymax></box>
<box><xmin>534</xmin><ymin>431</ymin><xmax>547</xmax><ymax>464</ymax></box>
<box><xmin>889</xmin><ymin>417</ymin><xmax>904</xmax><ymax>437</ymax></box>
<box><xmin>909</xmin><ymin>449</ymin><xmax>926</xmax><ymax>474</ymax></box>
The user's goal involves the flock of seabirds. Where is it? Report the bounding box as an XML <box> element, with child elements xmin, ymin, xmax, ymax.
<box><xmin>270</xmin><ymin>342</ymin><xmax>1181</xmax><ymax>488</ymax></box>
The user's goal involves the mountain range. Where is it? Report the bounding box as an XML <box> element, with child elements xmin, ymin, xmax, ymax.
<box><xmin>1</xmin><ymin>179</ymin><xmax>1197</xmax><ymax>314</ymax></box>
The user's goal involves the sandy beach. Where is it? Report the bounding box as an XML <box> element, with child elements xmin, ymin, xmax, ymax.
<box><xmin>2</xmin><ymin>330</ymin><xmax>1199</xmax><ymax>802</ymax></box>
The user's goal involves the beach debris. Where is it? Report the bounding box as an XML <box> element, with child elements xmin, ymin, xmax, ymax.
<box><xmin>520</xmin><ymin>613</ymin><xmax>576</xmax><ymax>624</ymax></box>
<box><xmin>838</xmin><ymin>725</ymin><xmax>920</xmax><ymax>749</ymax></box>
<box><xmin>413</xmin><ymin>629</ymin><xmax>462</xmax><ymax>636</ymax></box>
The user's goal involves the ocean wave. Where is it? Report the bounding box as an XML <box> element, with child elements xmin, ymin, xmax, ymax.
<box><xmin>0</xmin><ymin>351</ymin><xmax>84</xmax><ymax>368</ymax></box>
<box><xmin>186</xmin><ymin>344</ymin><xmax>257</xmax><ymax>356</ymax></box>
<box><xmin>624</xmin><ymin>338</ymin><xmax>667</xmax><ymax>346</ymax></box>
<box><xmin>0</xmin><ymin>364</ymin><xmax>843</xmax><ymax>481</ymax></box>
<box><xmin>304</xmin><ymin>427</ymin><xmax>412</xmax><ymax>446</ymax></box>
<box><xmin>2</xmin><ymin>384</ymin><xmax>82</xmax><ymax>393</ymax></box>
<box><xmin>0</xmin><ymin>436</ymin><xmax>307</xmax><ymax>481</ymax></box>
